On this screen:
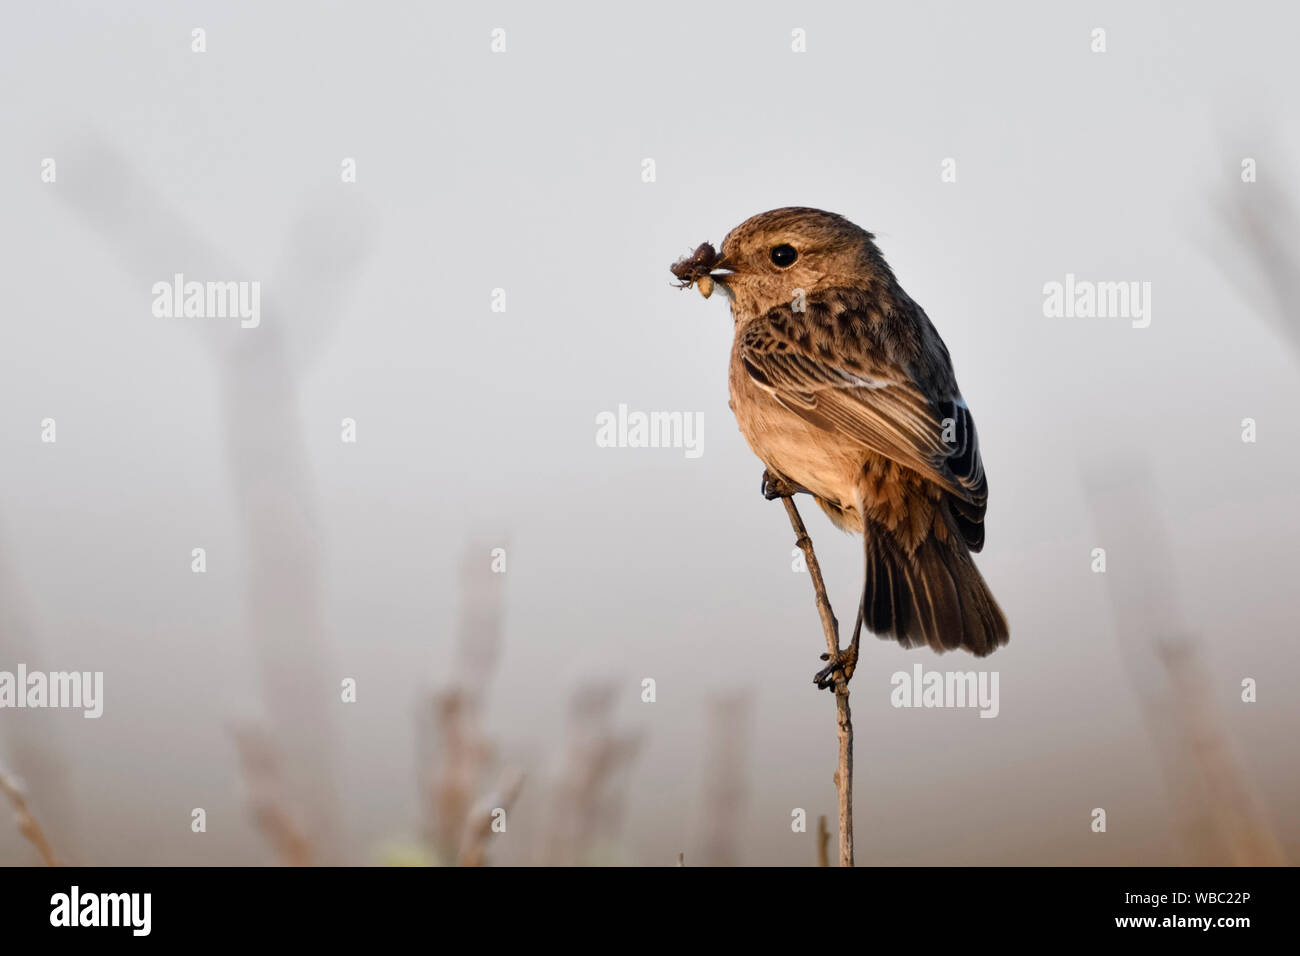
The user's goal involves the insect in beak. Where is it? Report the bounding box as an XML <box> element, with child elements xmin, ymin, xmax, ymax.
<box><xmin>670</xmin><ymin>243</ymin><xmax>734</xmax><ymax>300</ymax></box>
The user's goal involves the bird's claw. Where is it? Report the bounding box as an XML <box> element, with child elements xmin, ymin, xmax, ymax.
<box><xmin>761</xmin><ymin>468</ymin><xmax>800</xmax><ymax>501</ymax></box>
<box><xmin>813</xmin><ymin>647</ymin><xmax>857</xmax><ymax>690</ymax></box>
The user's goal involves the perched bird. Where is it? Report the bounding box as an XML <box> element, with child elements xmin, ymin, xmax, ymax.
<box><xmin>672</xmin><ymin>207</ymin><xmax>1008</xmax><ymax>677</ymax></box>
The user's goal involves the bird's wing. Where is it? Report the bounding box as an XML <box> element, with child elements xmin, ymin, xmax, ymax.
<box><xmin>738</xmin><ymin>296</ymin><xmax>987</xmax><ymax>511</ymax></box>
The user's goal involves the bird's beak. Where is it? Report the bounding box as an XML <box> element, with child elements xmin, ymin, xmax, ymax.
<box><xmin>700</xmin><ymin>255</ymin><xmax>735</xmax><ymax>299</ymax></box>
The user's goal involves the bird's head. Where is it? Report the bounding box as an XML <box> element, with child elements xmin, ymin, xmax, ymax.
<box><xmin>671</xmin><ymin>207</ymin><xmax>893</xmax><ymax>319</ymax></box>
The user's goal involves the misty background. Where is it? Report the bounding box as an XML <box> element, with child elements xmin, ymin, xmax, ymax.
<box><xmin>0</xmin><ymin>0</ymin><xmax>1297</xmax><ymax>865</ymax></box>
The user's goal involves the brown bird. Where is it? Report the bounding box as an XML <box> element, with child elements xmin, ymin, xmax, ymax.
<box><xmin>673</xmin><ymin>207</ymin><xmax>1008</xmax><ymax>682</ymax></box>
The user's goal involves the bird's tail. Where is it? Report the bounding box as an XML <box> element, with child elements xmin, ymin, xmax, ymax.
<box><xmin>860</xmin><ymin>518</ymin><xmax>1008</xmax><ymax>656</ymax></box>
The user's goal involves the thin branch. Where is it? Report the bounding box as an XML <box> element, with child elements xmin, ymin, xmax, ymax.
<box><xmin>816</xmin><ymin>814</ymin><xmax>830</xmax><ymax>867</ymax></box>
<box><xmin>781</xmin><ymin>497</ymin><xmax>840</xmax><ymax>660</ymax></box>
<box><xmin>780</xmin><ymin>495</ymin><xmax>855</xmax><ymax>867</ymax></box>
<box><xmin>0</xmin><ymin>770</ymin><xmax>60</xmax><ymax>866</ymax></box>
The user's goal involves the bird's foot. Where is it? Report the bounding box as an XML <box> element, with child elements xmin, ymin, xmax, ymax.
<box><xmin>813</xmin><ymin>645</ymin><xmax>858</xmax><ymax>690</ymax></box>
<box><xmin>761</xmin><ymin>468</ymin><xmax>801</xmax><ymax>501</ymax></box>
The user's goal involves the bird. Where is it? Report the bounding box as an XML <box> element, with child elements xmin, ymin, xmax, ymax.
<box><xmin>672</xmin><ymin>207</ymin><xmax>1008</xmax><ymax>682</ymax></box>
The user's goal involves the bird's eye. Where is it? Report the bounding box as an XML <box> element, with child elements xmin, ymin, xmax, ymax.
<box><xmin>770</xmin><ymin>244</ymin><xmax>798</xmax><ymax>267</ymax></box>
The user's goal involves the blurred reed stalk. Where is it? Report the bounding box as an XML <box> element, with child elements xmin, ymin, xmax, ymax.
<box><xmin>1215</xmin><ymin>164</ymin><xmax>1300</xmax><ymax>362</ymax></box>
<box><xmin>422</xmin><ymin>549</ymin><xmax>641</xmax><ymax>866</ymax></box>
<box><xmin>424</xmin><ymin>688</ymin><xmax>492</xmax><ymax>859</ymax></box>
<box><xmin>231</xmin><ymin>725</ymin><xmax>313</xmax><ymax>867</ymax></box>
<box><xmin>457</xmin><ymin>770</ymin><xmax>525</xmax><ymax>867</ymax></box>
<box><xmin>0</xmin><ymin>769</ymin><xmax>60</xmax><ymax>866</ymax></box>
<box><xmin>53</xmin><ymin>139</ymin><xmax>377</xmax><ymax>863</ymax></box>
<box><xmin>420</xmin><ymin>540</ymin><xmax>522</xmax><ymax>866</ymax></box>
<box><xmin>816</xmin><ymin>815</ymin><xmax>830</xmax><ymax>867</ymax></box>
<box><xmin>1158</xmin><ymin>642</ymin><xmax>1285</xmax><ymax>865</ymax></box>
<box><xmin>1087</xmin><ymin>470</ymin><xmax>1285</xmax><ymax>865</ymax></box>
<box><xmin>0</xmin><ymin>540</ymin><xmax>81</xmax><ymax>859</ymax></box>
<box><xmin>539</xmin><ymin>683</ymin><xmax>641</xmax><ymax>866</ymax></box>
<box><xmin>698</xmin><ymin>692</ymin><xmax>751</xmax><ymax>867</ymax></box>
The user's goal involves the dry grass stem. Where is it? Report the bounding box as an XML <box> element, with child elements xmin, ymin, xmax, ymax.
<box><xmin>0</xmin><ymin>769</ymin><xmax>60</xmax><ymax>866</ymax></box>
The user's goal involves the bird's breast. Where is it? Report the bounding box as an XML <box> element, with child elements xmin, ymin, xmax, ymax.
<box><xmin>728</xmin><ymin>351</ymin><xmax>865</xmax><ymax>518</ymax></box>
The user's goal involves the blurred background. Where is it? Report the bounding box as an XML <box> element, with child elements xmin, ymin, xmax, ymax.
<box><xmin>0</xmin><ymin>0</ymin><xmax>1296</xmax><ymax>866</ymax></box>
